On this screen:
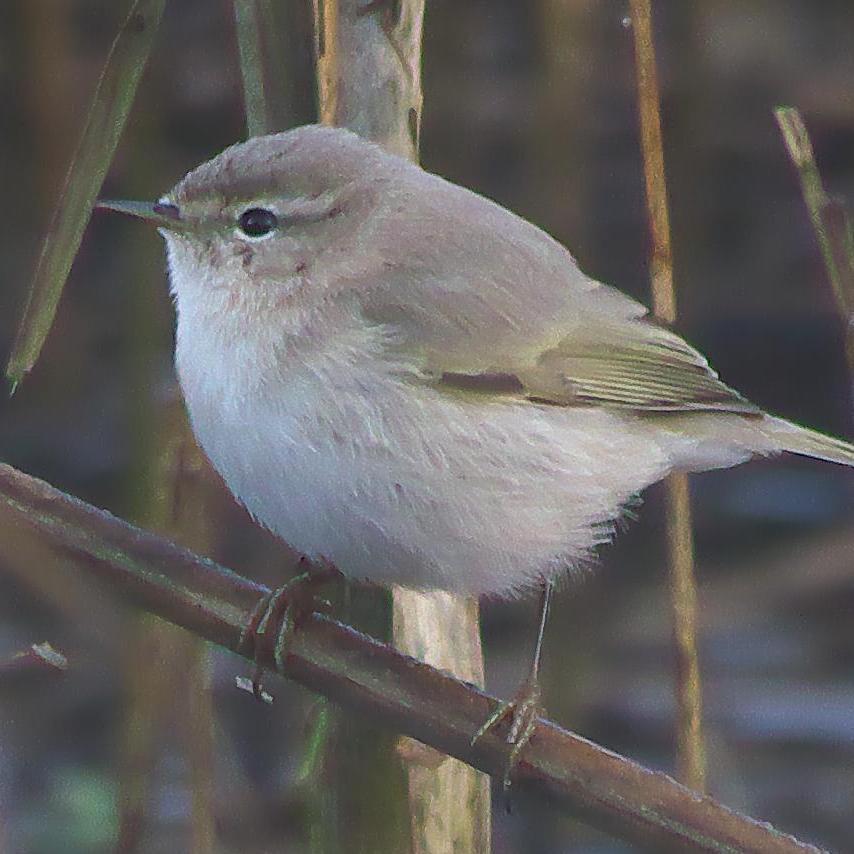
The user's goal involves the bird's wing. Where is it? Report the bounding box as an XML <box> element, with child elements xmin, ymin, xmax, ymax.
<box><xmin>436</xmin><ymin>316</ymin><xmax>759</xmax><ymax>414</ymax></box>
<box><xmin>357</xmin><ymin>164</ymin><xmax>758</xmax><ymax>415</ymax></box>
<box><xmin>365</xmin><ymin>270</ymin><xmax>759</xmax><ymax>414</ymax></box>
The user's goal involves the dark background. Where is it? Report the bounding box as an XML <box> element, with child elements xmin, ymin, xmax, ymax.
<box><xmin>1</xmin><ymin>1</ymin><xmax>853</xmax><ymax>852</ymax></box>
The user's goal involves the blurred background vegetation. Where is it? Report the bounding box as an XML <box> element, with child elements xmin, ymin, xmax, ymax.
<box><xmin>1</xmin><ymin>1</ymin><xmax>853</xmax><ymax>852</ymax></box>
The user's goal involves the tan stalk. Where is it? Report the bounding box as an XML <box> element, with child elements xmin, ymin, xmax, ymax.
<box><xmin>311</xmin><ymin>2</ymin><xmax>489</xmax><ymax>851</ymax></box>
<box><xmin>629</xmin><ymin>0</ymin><xmax>706</xmax><ymax>791</ymax></box>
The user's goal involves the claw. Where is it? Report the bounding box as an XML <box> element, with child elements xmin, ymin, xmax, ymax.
<box><xmin>471</xmin><ymin>677</ymin><xmax>542</xmax><ymax>792</ymax></box>
<box><xmin>238</xmin><ymin>558</ymin><xmax>340</xmax><ymax>701</ymax></box>
<box><xmin>471</xmin><ymin>580</ymin><xmax>553</xmax><ymax>795</ymax></box>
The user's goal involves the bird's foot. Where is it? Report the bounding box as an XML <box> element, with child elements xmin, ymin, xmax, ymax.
<box><xmin>238</xmin><ymin>557</ymin><xmax>339</xmax><ymax>702</ymax></box>
<box><xmin>471</xmin><ymin>676</ymin><xmax>542</xmax><ymax>792</ymax></box>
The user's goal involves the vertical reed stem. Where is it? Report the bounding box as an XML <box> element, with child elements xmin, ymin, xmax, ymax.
<box><xmin>312</xmin><ymin>2</ymin><xmax>489</xmax><ymax>850</ymax></box>
<box><xmin>629</xmin><ymin>0</ymin><xmax>706</xmax><ymax>792</ymax></box>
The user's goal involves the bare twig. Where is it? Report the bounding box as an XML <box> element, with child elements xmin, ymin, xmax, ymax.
<box><xmin>0</xmin><ymin>463</ymin><xmax>825</xmax><ymax>853</ymax></box>
<box><xmin>629</xmin><ymin>0</ymin><xmax>706</xmax><ymax>792</ymax></box>
<box><xmin>775</xmin><ymin>106</ymin><xmax>854</xmax><ymax>374</ymax></box>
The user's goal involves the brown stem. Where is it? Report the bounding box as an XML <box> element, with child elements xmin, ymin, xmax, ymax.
<box><xmin>629</xmin><ymin>0</ymin><xmax>706</xmax><ymax>792</ymax></box>
<box><xmin>0</xmin><ymin>463</ymin><xmax>824</xmax><ymax>853</ymax></box>
<box><xmin>312</xmin><ymin>3</ymin><xmax>487</xmax><ymax>851</ymax></box>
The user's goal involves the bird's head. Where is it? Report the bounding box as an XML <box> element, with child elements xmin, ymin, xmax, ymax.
<box><xmin>99</xmin><ymin>125</ymin><xmax>396</xmax><ymax>336</ymax></box>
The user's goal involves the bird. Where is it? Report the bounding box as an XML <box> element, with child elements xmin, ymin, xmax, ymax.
<box><xmin>99</xmin><ymin>123</ymin><xmax>854</xmax><ymax>769</ymax></box>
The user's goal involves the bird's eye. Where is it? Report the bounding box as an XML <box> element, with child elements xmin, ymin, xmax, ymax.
<box><xmin>237</xmin><ymin>207</ymin><xmax>278</xmax><ymax>238</ymax></box>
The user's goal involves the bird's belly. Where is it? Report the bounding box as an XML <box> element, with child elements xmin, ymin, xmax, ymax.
<box><xmin>183</xmin><ymin>364</ymin><xmax>670</xmax><ymax>597</ymax></box>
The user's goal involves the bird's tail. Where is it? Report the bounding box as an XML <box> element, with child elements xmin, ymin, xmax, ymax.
<box><xmin>763</xmin><ymin>416</ymin><xmax>854</xmax><ymax>467</ymax></box>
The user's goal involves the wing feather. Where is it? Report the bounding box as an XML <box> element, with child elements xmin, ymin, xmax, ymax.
<box><xmin>435</xmin><ymin>327</ymin><xmax>758</xmax><ymax>415</ymax></box>
<box><xmin>355</xmin><ymin>160</ymin><xmax>758</xmax><ymax>416</ymax></box>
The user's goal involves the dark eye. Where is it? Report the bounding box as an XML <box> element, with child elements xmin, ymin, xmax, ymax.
<box><xmin>237</xmin><ymin>207</ymin><xmax>278</xmax><ymax>237</ymax></box>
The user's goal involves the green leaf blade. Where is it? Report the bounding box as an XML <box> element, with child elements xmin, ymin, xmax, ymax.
<box><xmin>6</xmin><ymin>0</ymin><xmax>167</xmax><ymax>388</ymax></box>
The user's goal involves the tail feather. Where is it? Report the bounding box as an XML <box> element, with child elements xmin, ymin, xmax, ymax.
<box><xmin>764</xmin><ymin>416</ymin><xmax>854</xmax><ymax>467</ymax></box>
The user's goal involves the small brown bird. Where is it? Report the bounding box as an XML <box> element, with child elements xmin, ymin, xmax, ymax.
<box><xmin>102</xmin><ymin>124</ymin><xmax>854</xmax><ymax>766</ymax></box>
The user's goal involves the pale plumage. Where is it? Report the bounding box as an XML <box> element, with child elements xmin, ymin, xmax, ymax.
<box><xmin>148</xmin><ymin>124</ymin><xmax>854</xmax><ymax>597</ymax></box>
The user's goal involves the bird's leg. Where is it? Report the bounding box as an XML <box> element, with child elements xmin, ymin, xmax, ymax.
<box><xmin>472</xmin><ymin>578</ymin><xmax>554</xmax><ymax>790</ymax></box>
<box><xmin>239</xmin><ymin>557</ymin><xmax>340</xmax><ymax>701</ymax></box>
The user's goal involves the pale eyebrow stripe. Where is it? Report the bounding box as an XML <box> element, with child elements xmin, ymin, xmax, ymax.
<box><xmin>173</xmin><ymin>188</ymin><xmax>347</xmax><ymax>228</ymax></box>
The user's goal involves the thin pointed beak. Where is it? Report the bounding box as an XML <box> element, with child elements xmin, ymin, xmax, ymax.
<box><xmin>95</xmin><ymin>199</ymin><xmax>191</xmax><ymax>233</ymax></box>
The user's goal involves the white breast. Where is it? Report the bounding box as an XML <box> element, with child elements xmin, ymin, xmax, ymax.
<box><xmin>173</xmin><ymin>292</ymin><xmax>672</xmax><ymax>597</ymax></box>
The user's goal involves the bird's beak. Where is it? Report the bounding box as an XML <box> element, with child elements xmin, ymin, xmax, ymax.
<box><xmin>95</xmin><ymin>199</ymin><xmax>192</xmax><ymax>234</ymax></box>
